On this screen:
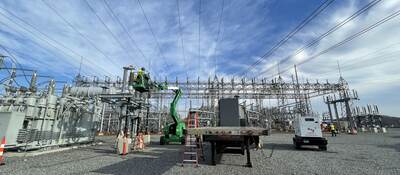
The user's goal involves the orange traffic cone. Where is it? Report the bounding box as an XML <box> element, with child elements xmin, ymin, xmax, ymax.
<box><xmin>0</xmin><ymin>136</ymin><xmax>6</xmax><ymax>166</ymax></box>
<box><xmin>122</xmin><ymin>137</ymin><xmax>127</xmax><ymax>156</ymax></box>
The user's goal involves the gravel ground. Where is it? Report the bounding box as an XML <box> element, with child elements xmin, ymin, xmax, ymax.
<box><xmin>1</xmin><ymin>129</ymin><xmax>399</xmax><ymax>175</ymax></box>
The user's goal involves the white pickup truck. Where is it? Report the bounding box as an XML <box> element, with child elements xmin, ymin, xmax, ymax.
<box><xmin>293</xmin><ymin>116</ymin><xmax>327</xmax><ymax>151</ymax></box>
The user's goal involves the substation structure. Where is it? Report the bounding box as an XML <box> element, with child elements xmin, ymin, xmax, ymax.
<box><xmin>75</xmin><ymin>69</ymin><xmax>359</xmax><ymax>134</ymax></box>
<box><xmin>0</xmin><ymin>61</ymin><xmax>364</xmax><ymax>151</ymax></box>
<box><xmin>0</xmin><ymin>73</ymin><xmax>103</xmax><ymax>150</ymax></box>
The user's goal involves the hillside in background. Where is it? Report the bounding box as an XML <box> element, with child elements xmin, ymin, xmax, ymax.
<box><xmin>382</xmin><ymin>115</ymin><xmax>400</xmax><ymax>128</ymax></box>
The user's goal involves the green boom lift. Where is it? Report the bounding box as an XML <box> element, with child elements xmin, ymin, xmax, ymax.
<box><xmin>159</xmin><ymin>87</ymin><xmax>186</xmax><ymax>145</ymax></box>
<box><xmin>130</xmin><ymin>68</ymin><xmax>186</xmax><ymax>145</ymax></box>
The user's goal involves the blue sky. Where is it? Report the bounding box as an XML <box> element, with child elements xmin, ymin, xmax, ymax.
<box><xmin>0</xmin><ymin>0</ymin><xmax>399</xmax><ymax>116</ymax></box>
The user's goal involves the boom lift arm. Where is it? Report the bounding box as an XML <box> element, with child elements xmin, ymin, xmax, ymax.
<box><xmin>168</xmin><ymin>87</ymin><xmax>182</xmax><ymax>125</ymax></box>
<box><xmin>157</xmin><ymin>86</ymin><xmax>186</xmax><ymax>144</ymax></box>
<box><xmin>129</xmin><ymin>68</ymin><xmax>185</xmax><ymax>144</ymax></box>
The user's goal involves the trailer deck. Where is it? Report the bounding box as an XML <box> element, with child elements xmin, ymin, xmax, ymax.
<box><xmin>187</xmin><ymin>127</ymin><xmax>269</xmax><ymax>167</ymax></box>
<box><xmin>186</xmin><ymin>127</ymin><xmax>269</xmax><ymax>136</ymax></box>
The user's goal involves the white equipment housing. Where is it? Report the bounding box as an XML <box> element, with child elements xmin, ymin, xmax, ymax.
<box><xmin>293</xmin><ymin>116</ymin><xmax>327</xmax><ymax>151</ymax></box>
<box><xmin>294</xmin><ymin>116</ymin><xmax>323</xmax><ymax>138</ymax></box>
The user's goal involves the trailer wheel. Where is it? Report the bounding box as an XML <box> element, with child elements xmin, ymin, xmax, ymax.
<box><xmin>294</xmin><ymin>142</ymin><xmax>301</xmax><ymax>149</ymax></box>
<box><xmin>181</xmin><ymin>138</ymin><xmax>185</xmax><ymax>145</ymax></box>
<box><xmin>319</xmin><ymin>145</ymin><xmax>327</xmax><ymax>151</ymax></box>
<box><xmin>160</xmin><ymin>136</ymin><xmax>165</xmax><ymax>145</ymax></box>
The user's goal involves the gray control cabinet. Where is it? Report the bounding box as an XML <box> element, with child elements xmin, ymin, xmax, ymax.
<box><xmin>0</xmin><ymin>112</ymin><xmax>25</xmax><ymax>146</ymax></box>
<box><xmin>218</xmin><ymin>98</ymin><xmax>245</xmax><ymax>126</ymax></box>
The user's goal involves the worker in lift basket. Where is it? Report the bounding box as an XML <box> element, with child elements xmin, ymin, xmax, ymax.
<box><xmin>330</xmin><ymin>123</ymin><xmax>337</xmax><ymax>137</ymax></box>
<box><xmin>137</xmin><ymin>67</ymin><xmax>144</xmax><ymax>77</ymax></box>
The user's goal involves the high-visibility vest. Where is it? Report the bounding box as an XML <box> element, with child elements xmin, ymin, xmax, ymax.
<box><xmin>330</xmin><ymin>125</ymin><xmax>335</xmax><ymax>131</ymax></box>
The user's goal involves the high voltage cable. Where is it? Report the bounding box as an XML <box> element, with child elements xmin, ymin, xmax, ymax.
<box><xmin>318</xmin><ymin>50</ymin><xmax>400</xmax><ymax>77</ymax></box>
<box><xmin>328</xmin><ymin>42</ymin><xmax>400</xmax><ymax>74</ymax></box>
<box><xmin>83</xmin><ymin>0</ymin><xmax>135</xmax><ymax>60</ymax></box>
<box><xmin>237</xmin><ymin>0</ymin><xmax>335</xmax><ymax>77</ymax></box>
<box><xmin>300</xmin><ymin>42</ymin><xmax>400</xmax><ymax>77</ymax></box>
<box><xmin>102</xmin><ymin>0</ymin><xmax>148</xmax><ymax>62</ymax></box>
<box><xmin>258</xmin><ymin>0</ymin><xmax>382</xmax><ymax>76</ymax></box>
<box><xmin>300</xmin><ymin>8</ymin><xmax>400</xmax><ymax>65</ymax></box>
<box><xmin>198</xmin><ymin>0</ymin><xmax>201</xmax><ymax>77</ymax></box>
<box><xmin>288</xmin><ymin>0</ymin><xmax>382</xmax><ymax>63</ymax></box>
<box><xmin>260</xmin><ymin>8</ymin><xmax>400</xmax><ymax>79</ymax></box>
<box><xmin>0</xmin><ymin>14</ymin><xmax>107</xmax><ymax>78</ymax></box>
<box><xmin>212</xmin><ymin>0</ymin><xmax>225</xmax><ymax>75</ymax></box>
<box><xmin>0</xmin><ymin>5</ymin><xmax>113</xmax><ymax>76</ymax></box>
<box><xmin>176</xmin><ymin>0</ymin><xmax>187</xmax><ymax>76</ymax></box>
<box><xmin>137</xmin><ymin>0</ymin><xmax>169</xmax><ymax>67</ymax></box>
<box><xmin>41</xmin><ymin>0</ymin><xmax>120</xmax><ymax>70</ymax></box>
<box><xmin>0</xmin><ymin>44</ymin><xmax>30</xmax><ymax>84</ymax></box>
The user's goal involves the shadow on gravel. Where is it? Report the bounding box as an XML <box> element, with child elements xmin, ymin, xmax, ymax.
<box><xmin>32</xmin><ymin>155</ymin><xmax>106</xmax><ymax>169</ymax></box>
<box><xmin>91</xmin><ymin>145</ymin><xmax>180</xmax><ymax>175</ymax></box>
<box><xmin>263</xmin><ymin>143</ymin><xmax>338</xmax><ymax>153</ymax></box>
<box><xmin>377</xmin><ymin>143</ymin><xmax>400</xmax><ymax>152</ymax></box>
<box><xmin>199</xmin><ymin>144</ymin><xmax>268</xmax><ymax>168</ymax></box>
<box><xmin>263</xmin><ymin>143</ymin><xmax>294</xmax><ymax>151</ymax></box>
<box><xmin>194</xmin><ymin>144</ymin><xmax>253</xmax><ymax>167</ymax></box>
<box><xmin>90</xmin><ymin>147</ymin><xmax>117</xmax><ymax>154</ymax></box>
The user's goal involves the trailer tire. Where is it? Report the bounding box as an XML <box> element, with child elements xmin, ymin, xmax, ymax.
<box><xmin>160</xmin><ymin>136</ymin><xmax>165</xmax><ymax>145</ymax></box>
<box><xmin>319</xmin><ymin>145</ymin><xmax>327</xmax><ymax>151</ymax></box>
<box><xmin>181</xmin><ymin>138</ymin><xmax>185</xmax><ymax>145</ymax></box>
<box><xmin>294</xmin><ymin>142</ymin><xmax>301</xmax><ymax>149</ymax></box>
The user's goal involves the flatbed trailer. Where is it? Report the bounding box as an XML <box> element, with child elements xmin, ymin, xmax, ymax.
<box><xmin>187</xmin><ymin>127</ymin><xmax>269</xmax><ymax>167</ymax></box>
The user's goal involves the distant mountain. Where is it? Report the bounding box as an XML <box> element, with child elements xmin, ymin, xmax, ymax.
<box><xmin>338</xmin><ymin>115</ymin><xmax>400</xmax><ymax>128</ymax></box>
<box><xmin>381</xmin><ymin>115</ymin><xmax>400</xmax><ymax>128</ymax></box>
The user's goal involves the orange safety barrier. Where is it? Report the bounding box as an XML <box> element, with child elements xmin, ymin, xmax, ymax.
<box><xmin>0</xmin><ymin>136</ymin><xmax>6</xmax><ymax>166</ymax></box>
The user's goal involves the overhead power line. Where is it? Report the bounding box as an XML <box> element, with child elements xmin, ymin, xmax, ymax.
<box><xmin>83</xmin><ymin>0</ymin><xmax>135</xmax><ymax>60</ymax></box>
<box><xmin>41</xmin><ymin>0</ymin><xmax>120</xmax><ymax>70</ymax></box>
<box><xmin>176</xmin><ymin>0</ymin><xmax>186</xmax><ymax>75</ymax></box>
<box><xmin>198</xmin><ymin>0</ymin><xmax>201</xmax><ymax>71</ymax></box>
<box><xmin>198</xmin><ymin>0</ymin><xmax>202</xmax><ymax>77</ymax></box>
<box><xmin>0</xmin><ymin>44</ymin><xmax>30</xmax><ymax>84</ymax></box>
<box><xmin>0</xmin><ymin>5</ymin><xmax>113</xmax><ymax>76</ymax></box>
<box><xmin>102</xmin><ymin>0</ymin><xmax>148</xmax><ymax>62</ymax></box>
<box><xmin>0</xmin><ymin>14</ymin><xmax>105</xmax><ymax>78</ymax></box>
<box><xmin>260</xmin><ymin>8</ymin><xmax>400</xmax><ymax>79</ymax></box>
<box><xmin>237</xmin><ymin>0</ymin><xmax>336</xmax><ymax>77</ymax></box>
<box><xmin>318</xmin><ymin>49</ymin><xmax>400</xmax><ymax>77</ymax></box>
<box><xmin>259</xmin><ymin>0</ymin><xmax>382</xmax><ymax>76</ymax></box>
<box><xmin>212</xmin><ymin>0</ymin><xmax>225</xmax><ymax>75</ymax></box>
<box><xmin>137</xmin><ymin>0</ymin><xmax>169</xmax><ymax>68</ymax></box>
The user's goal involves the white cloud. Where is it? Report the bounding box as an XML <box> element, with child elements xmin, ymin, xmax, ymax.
<box><xmin>265</xmin><ymin>1</ymin><xmax>400</xmax><ymax>116</ymax></box>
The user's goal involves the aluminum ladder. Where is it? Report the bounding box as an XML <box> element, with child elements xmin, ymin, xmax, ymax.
<box><xmin>182</xmin><ymin>111</ymin><xmax>203</xmax><ymax>166</ymax></box>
